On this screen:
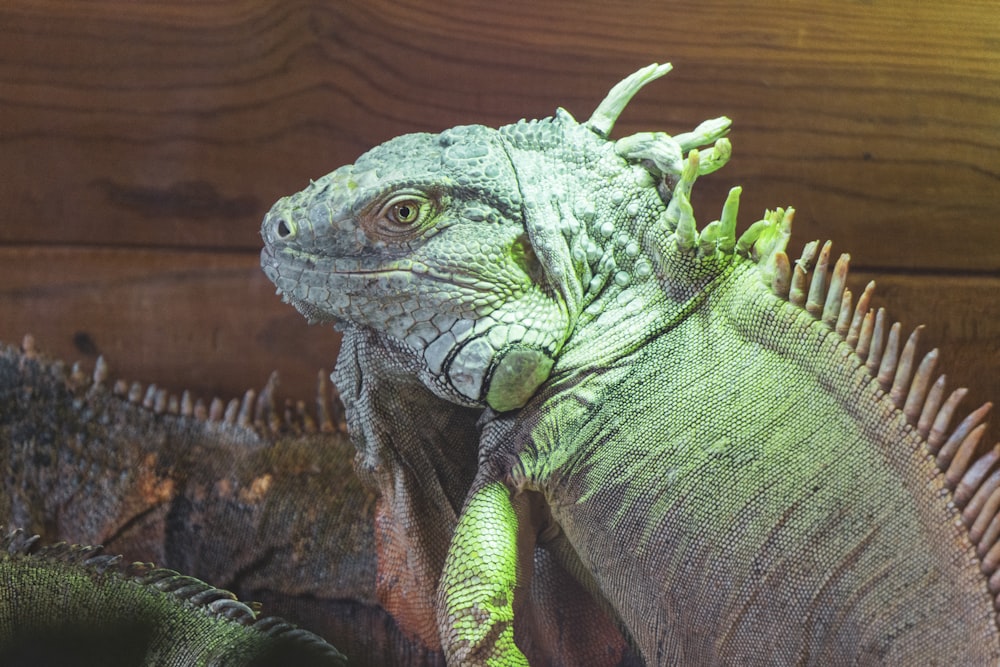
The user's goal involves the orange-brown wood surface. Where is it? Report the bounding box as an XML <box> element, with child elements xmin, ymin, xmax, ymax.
<box><xmin>1</xmin><ymin>1</ymin><xmax>998</xmax><ymax>438</ymax></box>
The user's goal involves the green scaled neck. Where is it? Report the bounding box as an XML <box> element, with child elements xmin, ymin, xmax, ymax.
<box><xmin>495</xmin><ymin>64</ymin><xmax>738</xmax><ymax>374</ymax></box>
<box><xmin>548</xmin><ymin>145</ymin><xmax>766</xmax><ymax>374</ymax></box>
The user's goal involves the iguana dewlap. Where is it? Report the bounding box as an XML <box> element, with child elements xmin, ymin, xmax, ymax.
<box><xmin>261</xmin><ymin>64</ymin><xmax>1000</xmax><ymax>665</ymax></box>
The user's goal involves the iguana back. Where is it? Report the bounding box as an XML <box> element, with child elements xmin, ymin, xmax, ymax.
<box><xmin>501</xmin><ymin>250</ymin><xmax>997</xmax><ymax>663</ymax></box>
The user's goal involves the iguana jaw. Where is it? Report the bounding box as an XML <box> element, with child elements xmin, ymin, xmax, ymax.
<box><xmin>263</xmin><ymin>239</ymin><xmax>564</xmax><ymax>410</ymax></box>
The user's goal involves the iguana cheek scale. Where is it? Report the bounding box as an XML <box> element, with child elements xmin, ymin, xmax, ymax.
<box><xmin>262</xmin><ymin>64</ymin><xmax>1000</xmax><ymax>664</ymax></box>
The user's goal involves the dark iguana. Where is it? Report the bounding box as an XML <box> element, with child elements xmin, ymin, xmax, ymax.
<box><xmin>0</xmin><ymin>336</ymin><xmax>438</xmax><ymax>665</ymax></box>
<box><xmin>261</xmin><ymin>63</ymin><xmax>1000</xmax><ymax>664</ymax></box>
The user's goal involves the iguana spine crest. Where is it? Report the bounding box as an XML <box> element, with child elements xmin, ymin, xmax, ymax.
<box><xmin>657</xmin><ymin>150</ymin><xmax>998</xmax><ymax>580</ymax></box>
<box><xmin>746</xmin><ymin>213</ymin><xmax>1000</xmax><ymax>609</ymax></box>
<box><xmin>17</xmin><ymin>333</ymin><xmax>347</xmax><ymax>437</ymax></box>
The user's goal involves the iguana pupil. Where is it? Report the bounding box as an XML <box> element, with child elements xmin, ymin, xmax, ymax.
<box><xmin>393</xmin><ymin>203</ymin><xmax>415</xmax><ymax>222</ymax></box>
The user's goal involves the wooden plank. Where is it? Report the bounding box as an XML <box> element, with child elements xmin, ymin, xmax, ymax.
<box><xmin>1</xmin><ymin>247</ymin><xmax>997</xmax><ymax>447</ymax></box>
<box><xmin>0</xmin><ymin>246</ymin><xmax>340</xmax><ymax>406</ymax></box>
<box><xmin>1</xmin><ymin>1</ymin><xmax>997</xmax><ymax>271</ymax></box>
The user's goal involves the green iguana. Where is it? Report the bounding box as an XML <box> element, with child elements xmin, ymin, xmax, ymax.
<box><xmin>0</xmin><ymin>336</ymin><xmax>438</xmax><ymax>665</ymax></box>
<box><xmin>261</xmin><ymin>63</ymin><xmax>1000</xmax><ymax>665</ymax></box>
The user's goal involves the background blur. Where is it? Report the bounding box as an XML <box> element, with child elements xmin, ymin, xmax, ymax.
<box><xmin>1</xmin><ymin>1</ymin><xmax>997</xmax><ymax>433</ymax></box>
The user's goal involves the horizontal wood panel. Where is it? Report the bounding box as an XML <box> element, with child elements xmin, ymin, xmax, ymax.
<box><xmin>2</xmin><ymin>247</ymin><xmax>997</xmax><ymax>445</ymax></box>
<box><xmin>0</xmin><ymin>246</ymin><xmax>340</xmax><ymax>406</ymax></box>
<box><xmin>1</xmin><ymin>1</ymin><xmax>998</xmax><ymax>271</ymax></box>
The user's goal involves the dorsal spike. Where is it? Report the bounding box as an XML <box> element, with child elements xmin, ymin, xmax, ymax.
<box><xmin>223</xmin><ymin>398</ymin><xmax>240</xmax><ymax>425</ymax></box>
<box><xmin>256</xmin><ymin>371</ymin><xmax>281</xmax><ymax>432</ymax></box>
<box><xmin>298</xmin><ymin>399</ymin><xmax>317</xmax><ymax>433</ymax></box>
<box><xmin>674</xmin><ymin>119</ymin><xmax>732</xmax><ymax>155</ymax></box>
<box><xmin>822</xmin><ymin>253</ymin><xmax>850</xmax><ymax>326</ymax></box>
<box><xmin>805</xmin><ymin>241</ymin><xmax>833</xmax><ymax>317</ymax></box>
<box><xmin>771</xmin><ymin>251</ymin><xmax>791</xmax><ymax>298</ymax></box>
<box><xmin>956</xmin><ymin>446</ymin><xmax>1000</xmax><ymax>509</ymax></box>
<box><xmin>69</xmin><ymin>361</ymin><xmax>89</xmax><ymax>390</ymax></box>
<box><xmin>866</xmin><ymin>309</ymin><xmax>888</xmax><ymax>374</ymax></box>
<box><xmin>586</xmin><ymin>63</ymin><xmax>673</xmax><ymax>138</ymax></box>
<box><xmin>126</xmin><ymin>381</ymin><xmax>140</xmax><ymax>402</ymax></box>
<box><xmin>717</xmin><ymin>186</ymin><xmax>741</xmax><ymax>254</ymax></box>
<box><xmin>671</xmin><ymin>150</ymin><xmax>700</xmax><ymax>250</ymax></box>
<box><xmin>142</xmin><ymin>384</ymin><xmax>157</xmax><ymax>410</ymax></box>
<box><xmin>835</xmin><ymin>288</ymin><xmax>853</xmax><ymax>336</ymax></box>
<box><xmin>181</xmin><ymin>390</ymin><xmax>194</xmax><ymax>418</ymax></box>
<box><xmin>946</xmin><ymin>424</ymin><xmax>990</xmax><ymax>490</ymax></box>
<box><xmin>917</xmin><ymin>376</ymin><xmax>947</xmax><ymax>439</ymax></box>
<box><xmin>93</xmin><ymin>355</ymin><xmax>109</xmax><ymax>385</ymax></box>
<box><xmin>967</xmin><ymin>470</ymin><xmax>1000</xmax><ymax>539</ymax></box>
<box><xmin>238</xmin><ymin>390</ymin><xmax>255</xmax><ymax>427</ymax></box>
<box><xmin>788</xmin><ymin>239</ymin><xmax>818</xmax><ymax>307</ymax></box>
<box><xmin>904</xmin><ymin>347</ymin><xmax>939</xmax><ymax>422</ymax></box>
<box><xmin>937</xmin><ymin>402</ymin><xmax>993</xmax><ymax>468</ymax></box>
<box><xmin>889</xmin><ymin>325</ymin><xmax>923</xmax><ymax>408</ymax></box>
<box><xmin>876</xmin><ymin>322</ymin><xmax>902</xmax><ymax>390</ymax></box>
<box><xmin>929</xmin><ymin>388</ymin><xmax>969</xmax><ymax>452</ymax></box>
<box><xmin>846</xmin><ymin>281</ymin><xmax>875</xmax><ymax>348</ymax></box>
<box><xmin>154</xmin><ymin>389</ymin><xmax>168</xmax><ymax>415</ymax></box>
<box><xmin>855</xmin><ymin>310</ymin><xmax>875</xmax><ymax>361</ymax></box>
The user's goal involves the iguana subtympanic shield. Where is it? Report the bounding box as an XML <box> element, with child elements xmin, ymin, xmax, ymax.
<box><xmin>262</xmin><ymin>64</ymin><xmax>1000</xmax><ymax>665</ymax></box>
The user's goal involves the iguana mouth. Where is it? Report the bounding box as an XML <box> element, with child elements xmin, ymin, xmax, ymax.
<box><xmin>264</xmin><ymin>242</ymin><xmax>522</xmax><ymax>300</ymax></box>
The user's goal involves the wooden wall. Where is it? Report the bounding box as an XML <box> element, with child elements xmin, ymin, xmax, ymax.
<box><xmin>2</xmin><ymin>1</ymin><xmax>998</xmax><ymax>439</ymax></box>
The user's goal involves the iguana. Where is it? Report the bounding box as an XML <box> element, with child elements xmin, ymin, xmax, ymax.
<box><xmin>0</xmin><ymin>336</ymin><xmax>440</xmax><ymax>665</ymax></box>
<box><xmin>261</xmin><ymin>63</ymin><xmax>1000</xmax><ymax>665</ymax></box>
<box><xmin>0</xmin><ymin>526</ymin><xmax>346</xmax><ymax>666</ymax></box>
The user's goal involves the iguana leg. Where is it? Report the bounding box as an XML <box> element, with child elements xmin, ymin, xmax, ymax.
<box><xmin>437</xmin><ymin>481</ymin><xmax>529</xmax><ymax>666</ymax></box>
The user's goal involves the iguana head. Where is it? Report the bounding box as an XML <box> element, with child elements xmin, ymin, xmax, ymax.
<box><xmin>261</xmin><ymin>64</ymin><xmax>732</xmax><ymax>411</ymax></box>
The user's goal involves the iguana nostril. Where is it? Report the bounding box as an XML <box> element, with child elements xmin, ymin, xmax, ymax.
<box><xmin>276</xmin><ymin>218</ymin><xmax>293</xmax><ymax>239</ymax></box>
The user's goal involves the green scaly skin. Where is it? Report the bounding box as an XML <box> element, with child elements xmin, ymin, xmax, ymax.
<box><xmin>0</xmin><ymin>528</ymin><xmax>346</xmax><ymax>666</ymax></box>
<box><xmin>437</xmin><ymin>482</ymin><xmax>525</xmax><ymax>667</ymax></box>
<box><xmin>262</xmin><ymin>64</ymin><xmax>1000</xmax><ymax>664</ymax></box>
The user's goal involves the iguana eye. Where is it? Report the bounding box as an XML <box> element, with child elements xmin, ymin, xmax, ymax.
<box><xmin>370</xmin><ymin>193</ymin><xmax>436</xmax><ymax>240</ymax></box>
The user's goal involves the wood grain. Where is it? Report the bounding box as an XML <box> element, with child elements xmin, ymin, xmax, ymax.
<box><xmin>1</xmin><ymin>1</ymin><xmax>998</xmax><ymax>439</ymax></box>
<box><xmin>2</xmin><ymin>1</ymin><xmax>998</xmax><ymax>266</ymax></box>
<box><xmin>0</xmin><ymin>246</ymin><xmax>339</xmax><ymax>405</ymax></box>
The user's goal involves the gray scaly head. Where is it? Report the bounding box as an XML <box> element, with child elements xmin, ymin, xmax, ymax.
<box><xmin>261</xmin><ymin>63</ymin><xmax>731</xmax><ymax>411</ymax></box>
